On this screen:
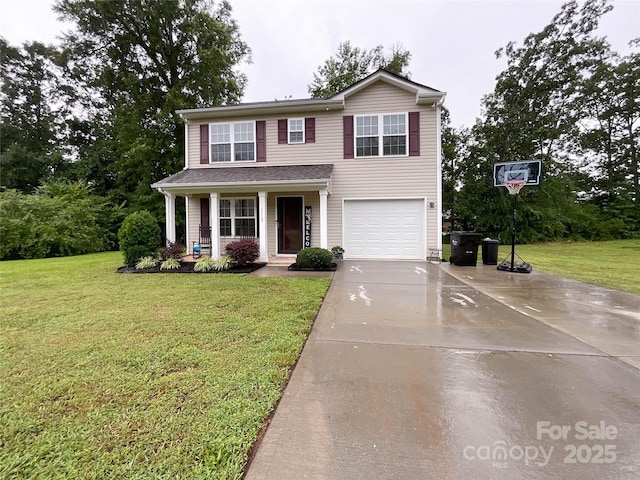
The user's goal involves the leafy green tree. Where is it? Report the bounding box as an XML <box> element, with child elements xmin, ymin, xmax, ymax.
<box><xmin>54</xmin><ymin>0</ymin><xmax>251</xmax><ymax>215</ymax></box>
<box><xmin>578</xmin><ymin>45</ymin><xmax>640</xmax><ymax>233</ymax></box>
<box><xmin>484</xmin><ymin>0</ymin><xmax>612</xmax><ymax>166</ymax></box>
<box><xmin>308</xmin><ymin>41</ymin><xmax>411</xmax><ymax>98</ymax></box>
<box><xmin>0</xmin><ymin>39</ymin><xmax>72</xmax><ymax>192</ymax></box>
<box><xmin>441</xmin><ymin>107</ymin><xmax>471</xmax><ymax>231</ymax></box>
<box><xmin>452</xmin><ymin>0</ymin><xmax>636</xmax><ymax>243</ymax></box>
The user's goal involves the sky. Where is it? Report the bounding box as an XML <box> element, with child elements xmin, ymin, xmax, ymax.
<box><xmin>1</xmin><ymin>0</ymin><xmax>639</xmax><ymax>128</ymax></box>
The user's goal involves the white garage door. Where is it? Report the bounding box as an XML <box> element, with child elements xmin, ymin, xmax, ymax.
<box><xmin>344</xmin><ymin>199</ymin><xmax>425</xmax><ymax>260</ymax></box>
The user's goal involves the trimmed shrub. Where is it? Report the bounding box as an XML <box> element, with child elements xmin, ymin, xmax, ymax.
<box><xmin>225</xmin><ymin>239</ymin><xmax>260</xmax><ymax>265</ymax></box>
<box><xmin>296</xmin><ymin>247</ymin><xmax>333</xmax><ymax>269</ymax></box>
<box><xmin>118</xmin><ymin>211</ymin><xmax>161</xmax><ymax>266</ymax></box>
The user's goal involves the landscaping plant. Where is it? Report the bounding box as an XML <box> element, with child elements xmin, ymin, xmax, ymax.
<box><xmin>194</xmin><ymin>256</ymin><xmax>216</xmax><ymax>272</ymax></box>
<box><xmin>135</xmin><ymin>256</ymin><xmax>158</xmax><ymax>270</ymax></box>
<box><xmin>225</xmin><ymin>239</ymin><xmax>260</xmax><ymax>265</ymax></box>
<box><xmin>296</xmin><ymin>247</ymin><xmax>333</xmax><ymax>269</ymax></box>
<box><xmin>160</xmin><ymin>257</ymin><xmax>181</xmax><ymax>270</ymax></box>
<box><xmin>213</xmin><ymin>255</ymin><xmax>232</xmax><ymax>271</ymax></box>
<box><xmin>117</xmin><ymin>211</ymin><xmax>161</xmax><ymax>266</ymax></box>
<box><xmin>159</xmin><ymin>241</ymin><xmax>186</xmax><ymax>260</ymax></box>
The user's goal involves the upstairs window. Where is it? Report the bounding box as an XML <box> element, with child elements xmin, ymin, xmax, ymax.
<box><xmin>210</xmin><ymin>121</ymin><xmax>255</xmax><ymax>162</ymax></box>
<box><xmin>278</xmin><ymin>118</ymin><xmax>315</xmax><ymax>144</ymax></box>
<box><xmin>355</xmin><ymin>113</ymin><xmax>407</xmax><ymax>157</ymax></box>
<box><xmin>288</xmin><ymin>118</ymin><xmax>304</xmax><ymax>143</ymax></box>
<box><xmin>382</xmin><ymin>114</ymin><xmax>406</xmax><ymax>156</ymax></box>
<box><xmin>356</xmin><ymin>115</ymin><xmax>379</xmax><ymax>157</ymax></box>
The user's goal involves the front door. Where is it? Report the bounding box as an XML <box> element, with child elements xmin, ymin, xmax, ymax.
<box><xmin>277</xmin><ymin>197</ymin><xmax>303</xmax><ymax>254</ymax></box>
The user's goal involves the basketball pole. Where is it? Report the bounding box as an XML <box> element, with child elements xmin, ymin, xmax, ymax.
<box><xmin>510</xmin><ymin>191</ymin><xmax>517</xmax><ymax>272</ymax></box>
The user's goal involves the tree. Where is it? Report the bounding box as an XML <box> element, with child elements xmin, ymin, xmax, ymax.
<box><xmin>54</xmin><ymin>0</ymin><xmax>251</xmax><ymax>215</ymax></box>
<box><xmin>308</xmin><ymin>41</ymin><xmax>411</xmax><ymax>98</ymax></box>
<box><xmin>441</xmin><ymin>107</ymin><xmax>471</xmax><ymax>231</ymax></box>
<box><xmin>578</xmin><ymin>44</ymin><xmax>640</xmax><ymax>232</ymax></box>
<box><xmin>0</xmin><ymin>39</ymin><xmax>72</xmax><ymax>192</ymax></box>
<box><xmin>484</xmin><ymin>0</ymin><xmax>612</xmax><ymax>166</ymax></box>
<box><xmin>452</xmin><ymin>0</ymin><xmax>636</xmax><ymax>242</ymax></box>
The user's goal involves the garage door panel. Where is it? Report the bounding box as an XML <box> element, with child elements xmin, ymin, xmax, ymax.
<box><xmin>344</xmin><ymin>199</ymin><xmax>425</xmax><ymax>260</ymax></box>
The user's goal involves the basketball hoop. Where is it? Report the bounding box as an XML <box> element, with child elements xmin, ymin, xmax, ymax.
<box><xmin>503</xmin><ymin>179</ymin><xmax>526</xmax><ymax>196</ymax></box>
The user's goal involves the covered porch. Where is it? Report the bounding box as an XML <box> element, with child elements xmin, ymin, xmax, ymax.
<box><xmin>151</xmin><ymin>164</ymin><xmax>333</xmax><ymax>262</ymax></box>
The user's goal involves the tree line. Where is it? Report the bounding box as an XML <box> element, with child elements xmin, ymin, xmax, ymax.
<box><xmin>442</xmin><ymin>0</ymin><xmax>639</xmax><ymax>243</ymax></box>
<box><xmin>1</xmin><ymin>0</ymin><xmax>637</xmax><ymax>260</ymax></box>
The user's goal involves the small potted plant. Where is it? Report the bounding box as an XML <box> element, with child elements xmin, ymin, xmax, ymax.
<box><xmin>331</xmin><ymin>246</ymin><xmax>345</xmax><ymax>262</ymax></box>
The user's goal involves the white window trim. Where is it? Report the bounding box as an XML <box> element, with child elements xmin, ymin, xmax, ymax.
<box><xmin>354</xmin><ymin>112</ymin><xmax>408</xmax><ymax>158</ymax></box>
<box><xmin>288</xmin><ymin>118</ymin><xmax>305</xmax><ymax>144</ymax></box>
<box><xmin>209</xmin><ymin>121</ymin><xmax>256</xmax><ymax>163</ymax></box>
<box><xmin>219</xmin><ymin>196</ymin><xmax>257</xmax><ymax>237</ymax></box>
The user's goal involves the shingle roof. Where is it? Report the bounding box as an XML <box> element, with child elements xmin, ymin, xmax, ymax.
<box><xmin>152</xmin><ymin>164</ymin><xmax>333</xmax><ymax>187</ymax></box>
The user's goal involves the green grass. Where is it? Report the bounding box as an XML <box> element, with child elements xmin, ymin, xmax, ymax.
<box><xmin>0</xmin><ymin>252</ymin><xmax>330</xmax><ymax>479</ymax></box>
<box><xmin>442</xmin><ymin>239</ymin><xmax>640</xmax><ymax>295</ymax></box>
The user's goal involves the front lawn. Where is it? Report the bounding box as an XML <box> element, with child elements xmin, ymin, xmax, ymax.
<box><xmin>442</xmin><ymin>239</ymin><xmax>640</xmax><ymax>295</ymax></box>
<box><xmin>0</xmin><ymin>252</ymin><xmax>330</xmax><ymax>479</ymax></box>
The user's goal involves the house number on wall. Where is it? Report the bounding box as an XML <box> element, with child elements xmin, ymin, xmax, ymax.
<box><xmin>304</xmin><ymin>206</ymin><xmax>312</xmax><ymax>248</ymax></box>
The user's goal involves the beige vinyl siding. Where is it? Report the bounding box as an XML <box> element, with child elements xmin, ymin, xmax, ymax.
<box><xmin>187</xmin><ymin>195</ymin><xmax>202</xmax><ymax>252</ymax></box>
<box><xmin>187</xmin><ymin>123</ymin><xmax>200</xmax><ymax>168</ymax></box>
<box><xmin>184</xmin><ymin>79</ymin><xmax>441</xmax><ymax>257</ymax></box>
<box><xmin>330</xmin><ymin>83</ymin><xmax>439</xmax><ymax>254</ymax></box>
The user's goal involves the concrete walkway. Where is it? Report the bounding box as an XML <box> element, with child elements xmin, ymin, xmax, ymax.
<box><xmin>249</xmin><ymin>264</ymin><xmax>334</xmax><ymax>279</ymax></box>
<box><xmin>245</xmin><ymin>261</ymin><xmax>640</xmax><ymax>480</ymax></box>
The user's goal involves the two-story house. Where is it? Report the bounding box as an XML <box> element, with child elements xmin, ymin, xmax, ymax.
<box><xmin>151</xmin><ymin>70</ymin><xmax>446</xmax><ymax>262</ymax></box>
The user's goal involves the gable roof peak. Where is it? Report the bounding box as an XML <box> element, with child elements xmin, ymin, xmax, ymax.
<box><xmin>329</xmin><ymin>68</ymin><xmax>445</xmax><ymax>106</ymax></box>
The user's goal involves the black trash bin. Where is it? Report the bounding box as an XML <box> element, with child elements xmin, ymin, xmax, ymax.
<box><xmin>482</xmin><ymin>238</ymin><xmax>499</xmax><ymax>265</ymax></box>
<box><xmin>450</xmin><ymin>231</ymin><xmax>482</xmax><ymax>266</ymax></box>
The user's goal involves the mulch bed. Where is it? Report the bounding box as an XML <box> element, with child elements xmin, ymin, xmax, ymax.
<box><xmin>287</xmin><ymin>263</ymin><xmax>337</xmax><ymax>272</ymax></box>
<box><xmin>116</xmin><ymin>262</ymin><xmax>267</xmax><ymax>274</ymax></box>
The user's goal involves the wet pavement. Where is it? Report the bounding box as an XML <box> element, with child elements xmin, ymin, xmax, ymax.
<box><xmin>245</xmin><ymin>261</ymin><xmax>640</xmax><ymax>480</ymax></box>
<box><xmin>249</xmin><ymin>265</ymin><xmax>335</xmax><ymax>279</ymax></box>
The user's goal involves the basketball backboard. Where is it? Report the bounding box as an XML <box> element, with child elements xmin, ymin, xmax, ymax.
<box><xmin>493</xmin><ymin>160</ymin><xmax>542</xmax><ymax>187</ymax></box>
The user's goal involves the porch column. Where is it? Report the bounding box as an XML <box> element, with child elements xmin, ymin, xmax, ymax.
<box><xmin>209</xmin><ymin>192</ymin><xmax>220</xmax><ymax>258</ymax></box>
<box><xmin>258</xmin><ymin>191</ymin><xmax>268</xmax><ymax>261</ymax></box>
<box><xmin>184</xmin><ymin>196</ymin><xmax>191</xmax><ymax>249</ymax></box>
<box><xmin>319</xmin><ymin>188</ymin><xmax>328</xmax><ymax>249</ymax></box>
<box><xmin>163</xmin><ymin>191</ymin><xmax>176</xmax><ymax>244</ymax></box>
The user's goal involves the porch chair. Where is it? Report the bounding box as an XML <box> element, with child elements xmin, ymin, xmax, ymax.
<box><xmin>192</xmin><ymin>225</ymin><xmax>211</xmax><ymax>259</ymax></box>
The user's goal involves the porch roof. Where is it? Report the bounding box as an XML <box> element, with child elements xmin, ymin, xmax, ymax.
<box><xmin>152</xmin><ymin>164</ymin><xmax>333</xmax><ymax>193</ymax></box>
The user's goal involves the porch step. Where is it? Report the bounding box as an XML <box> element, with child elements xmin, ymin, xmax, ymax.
<box><xmin>267</xmin><ymin>257</ymin><xmax>295</xmax><ymax>266</ymax></box>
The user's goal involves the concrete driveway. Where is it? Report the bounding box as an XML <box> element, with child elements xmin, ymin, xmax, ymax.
<box><xmin>245</xmin><ymin>261</ymin><xmax>640</xmax><ymax>480</ymax></box>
